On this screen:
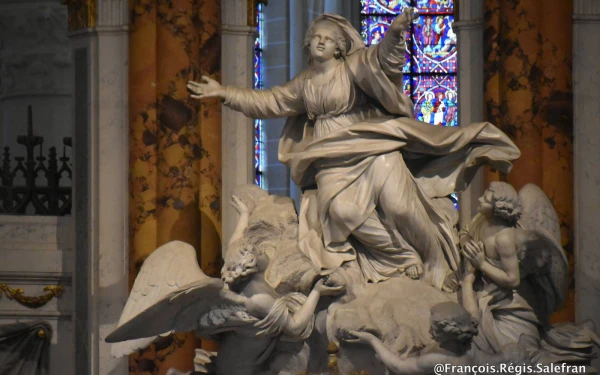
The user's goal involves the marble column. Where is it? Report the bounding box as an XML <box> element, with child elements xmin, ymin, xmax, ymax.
<box><xmin>0</xmin><ymin>0</ymin><xmax>73</xmax><ymax>159</ymax></box>
<box><xmin>573</xmin><ymin>0</ymin><xmax>600</xmax><ymax>366</ymax></box>
<box><xmin>221</xmin><ymin>0</ymin><xmax>256</xmax><ymax>252</ymax></box>
<box><xmin>68</xmin><ymin>0</ymin><xmax>129</xmax><ymax>374</ymax></box>
<box><xmin>483</xmin><ymin>0</ymin><xmax>575</xmax><ymax>322</ymax></box>
<box><xmin>129</xmin><ymin>0</ymin><xmax>222</xmax><ymax>372</ymax></box>
<box><xmin>453</xmin><ymin>0</ymin><xmax>485</xmax><ymax>227</ymax></box>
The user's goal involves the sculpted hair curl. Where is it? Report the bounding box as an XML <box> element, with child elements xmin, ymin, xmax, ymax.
<box><xmin>488</xmin><ymin>181</ymin><xmax>522</xmax><ymax>225</ymax></box>
<box><xmin>429</xmin><ymin>302</ymin><xmax>478</xmax><ymax>343</ymax></box>
<box><xmin>221</xmin><ymin>243</ymin><xmax>259</xmax><ymax>285</ymax></box>
<box><xmin>431</xmin><ymin>317</ymin><xmax>479</xmax><ymax>343</ymax></box>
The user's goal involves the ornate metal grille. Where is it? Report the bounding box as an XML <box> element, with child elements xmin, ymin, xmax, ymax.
<box><xmin>0</xmin><ymin>106</ymin><xmax>72</xmax><ymax>216</ymax></box>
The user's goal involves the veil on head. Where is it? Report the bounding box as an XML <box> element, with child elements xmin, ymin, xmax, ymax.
<box><xmin>308</xmin><ymin>13</ymin><xmax>366</xmax><ymax>57</ymax></box>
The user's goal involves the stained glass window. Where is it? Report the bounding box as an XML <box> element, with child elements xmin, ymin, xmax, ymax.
<box><xmin>254</xmin><ymin>3</ymin><xmax>265</xmax><ymax>188</ymax></box>
<box><xmin>360</xmin><ymin>0</ymin><xmax>457</xmax><ymax>126</ymax></box>
<box><xmin>361</xmin><ymin>0</ymin><xmax>458</xmax><ymax>207</ymax></box>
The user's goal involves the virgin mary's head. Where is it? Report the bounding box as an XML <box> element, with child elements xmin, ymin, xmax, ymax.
<box><xmin>303</xmin><ymin>19</ymin><xmax>348</xmax><ymax>65</ymax></box>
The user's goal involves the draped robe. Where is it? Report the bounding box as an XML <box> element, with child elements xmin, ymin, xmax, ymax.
<box><xmin>224</xmin><ymin>18</ymin><xmax>520</xmax><ymax>289</ymax></box>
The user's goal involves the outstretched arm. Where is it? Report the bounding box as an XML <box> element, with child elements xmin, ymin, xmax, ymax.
<box><xmin>188</xmin><ymin>74</ymin><xmax>306</xmax><ymax>119</ymax></box>
<box><xmin>378</xmin><ymin>7</ymin><xmax>416</xmax><ymax>77</ymax></box>
<box><xmin>345</xmin><ymin>331</ymin><xmax>459</xmax><ymax>374</ymax></box>
<box><xmin>283</xmin><ymin>279</ymin><xmax>344</xmax><ymax>337</ymax></box>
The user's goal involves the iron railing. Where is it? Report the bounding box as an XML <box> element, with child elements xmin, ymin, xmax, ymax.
<box><xmin>0</xmin><ymin>106</ymin><xmax>72</xmax><ymax>216</ymax></box>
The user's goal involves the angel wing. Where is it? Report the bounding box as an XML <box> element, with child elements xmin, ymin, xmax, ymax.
<box><xmin>518</xmin><ymin>183</ymin><xmax>561</xmax><ymax>242</ymax></box>
<box><xmin>109</xmin><ymin>240</ymin><xmax>209</xmax><ymax>358</ymax></box>
<box><xmin>515</xmin><ymin>228</ymin><xmax>569</xmax><ymax>322</ymax></box>
<box><xmin>105</xmin><ymin>277</ymin><xmax>257</xmax><ymax>346</ymax></box>
<box><xmin>516</xmin><ymin>184</ymin><xmax>568</xmax><ymax>321</ymax></box>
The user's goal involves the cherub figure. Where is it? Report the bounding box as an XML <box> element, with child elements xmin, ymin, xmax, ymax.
<box><xmin>459</xmin><ymin>182</ymin><xmax>600</xmax><ymax>364</ymax></box>
<box><xmin>343</xmin><ymin>301</ymin><xmax>531</xmax><ymax>375</ymax></box>
<box><xmin>106</xmin><ymin>186</ymin><xmax>344</xmax><ymax>375</ymax></box>
<box><xmin>222</xmin><ymin>190</ymin><xmax>344</xmax><ymax>340</ymax></box>
<box><xmin>459</xmin><ymin>182</ymin><xmax>525</xmax><ymax>292</ymax></box>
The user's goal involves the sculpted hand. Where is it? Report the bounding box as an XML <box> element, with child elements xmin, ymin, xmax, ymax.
<box><xmin>442</xmin><ymin>270</ymin><xmax>460</xmax><ymax>292</ymax></box>
<box><xmin>313</xmin><ymin>278</ymin><xmax>345</xmax><ymax>296</ymax></box>
<box><xmin>231</xmin><ymin>195</ymin><xmax>249</xmax><ymax>215</ymax></box>
<box><xmin>462</xmin><ymin>240</ymin><xmax>486</xmax><ymax>270</ymax></box>
<box><xmin>390</xmin><ymin>7</ymin><xmax>417</xmax><ymax>32</ymax></box>
<box><xmin>187</xmin><ymin>76</ymin><xmax>225</xmax><ymax>99</ymax></box>
<box><xmin>343</xmin><ymin>330</ymin><xmax>377</xmax><ymax>345</ymax></box>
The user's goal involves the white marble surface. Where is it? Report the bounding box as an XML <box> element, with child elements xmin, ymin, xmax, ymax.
<box><xmin>69</xmin><ymin>1</ymin><xmax>129</xmax><ymax>373</ymax></box>
<box><xmin>94</xmin><ymin>28</ymin><xmax>130</xmax><ymax>375</ymax></box>
<box><xmin>221</xmin><ymin>0</ymin><xmax>256</xmax><ymax>252</ymax></box>
<box><xmin>573</xmin><ymin>0</ymin><xmax>600</xmax><ymax>367</ymax></box>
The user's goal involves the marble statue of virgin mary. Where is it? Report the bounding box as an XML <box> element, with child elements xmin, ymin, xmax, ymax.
<box><xmin>188</xmin><ymin>9</ymin><xmax>521</xmax><ymax>290</ymax></box>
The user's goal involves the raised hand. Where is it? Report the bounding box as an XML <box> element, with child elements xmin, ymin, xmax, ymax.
<box><xmin>187</xmin><ymin>76</ymin><xmax>225</xmax><ymax>99</ymax></box>
<box><xmin>390</xmin><ymin>7</ymin><xmax>418</xmax><ymax>33</ymax></box>
<box><xmin>231</xmin><ymin>195</ymin><xmax>249</xmax><ymax>215</ymax></box>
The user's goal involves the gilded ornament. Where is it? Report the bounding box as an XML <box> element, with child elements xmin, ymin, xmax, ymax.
<box><xmin>0</xmin><ymin>284</ymin><xmax>65</xmax><ymax>309</ymax></box>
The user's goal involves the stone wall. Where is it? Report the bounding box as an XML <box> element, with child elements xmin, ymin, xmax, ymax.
<box><xmin>0</xmin><ymin>215</ymin><xmax>74</xmax><ymax>375</ymax></box>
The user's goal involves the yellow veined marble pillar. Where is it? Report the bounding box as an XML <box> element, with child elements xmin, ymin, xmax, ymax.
<box><xmin>484</xmin><ymin>0</ymin><xmax>574</xmax><ymax>322</ymax></box>
<box><xmin>129</xmin><ymin>0</ymin><xmax>221</xmax><ymax>373</ymax></box>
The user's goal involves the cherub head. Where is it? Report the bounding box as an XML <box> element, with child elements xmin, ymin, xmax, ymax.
<box><xmin>221</xmin><ymin>240</ymin><xmax>269</xmax><ymax>289</ymax></box>
<box><xmin>479</xmin><ymin>181</ymin><xmax>522</xmax><ymax>225</ymax></box>
<box><xmin>429</xmin><ymin>302</ymin><xmax>478</xmax><ymax>345</ymax></box>
<box><xmin>304</xmin><ymin>19</ymin><xmax>347</xmax><ymax>64</ymax></box>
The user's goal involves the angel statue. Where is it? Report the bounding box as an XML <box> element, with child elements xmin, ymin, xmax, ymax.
<box><xmin>342</xmin><ymin>301</ymin><xmax>532</xmax><ymax>375</ymax></box>
<box><xmin>459</xmin><ymin>182</ymin><xmax>600</xmax><ymax>365</ymax></box>
<box><xmin>106</xmin><ymin>185</ymin><xmax>343</xmax><ymax>375</ymax></box>
<box><xmin>188</xmin><ymin>7</ymin><xmax>520</xmax><ymax>291</ymax></box>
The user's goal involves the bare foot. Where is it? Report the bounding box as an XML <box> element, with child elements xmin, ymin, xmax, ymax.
<box><xmin>405</xmin><ymin>264</ymin><xmax>423</xmax><ymax>280</ymax></box>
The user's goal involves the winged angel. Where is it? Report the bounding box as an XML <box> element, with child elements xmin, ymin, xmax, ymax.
<box><xmin>458</xmin><ymin>182</ymin><xmax>599</xmax><ymax>363</ymax></box>
<box><xmin>106</xmin><ymin>185</ymin><xmax>342</xmax><ymax>374</ymax></box>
